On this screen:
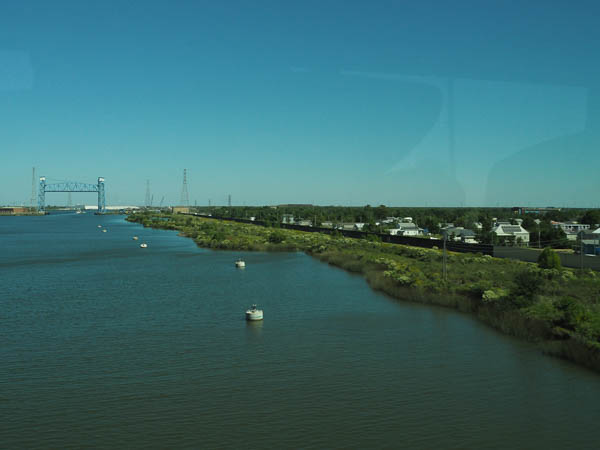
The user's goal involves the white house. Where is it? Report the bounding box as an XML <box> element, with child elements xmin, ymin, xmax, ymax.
<box><xmin>492</xmin><ymin>224</ymin><xmax>530</xmax><ymax>245</ymax></box>
<box><xmin>552</xmin><ymin>221</ymin><xmax>590</xmax><ymax>241</ymax></box>
<box><xmin>389</xmin><ymin>222</ymin><xmax>421</xmax><ymax>236</ymax></box>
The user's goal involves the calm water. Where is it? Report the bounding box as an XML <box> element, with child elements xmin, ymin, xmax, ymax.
<box><xmin>2</xmin><ymin>214</ymin><xmax>600</xmax><ymax>449</ymax></box>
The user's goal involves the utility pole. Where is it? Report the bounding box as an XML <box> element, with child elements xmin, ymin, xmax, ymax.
<box><xmin>443</xmin><ymin>234</ymin><xmax>448</xmax><ymax>281</ymax></box>
<box><xmin>228</xmin><ymin>194</ymin><xmax>231</xmax><ymax>208</ymax></box>
<box><xmin>581</xmin><ymin>232</ymin><xmax>584</xmax><ymax>272</ymax></box>
<box><xmin>180</xmin><ymin>169</ymin><xmax>189</xmax><ymax>206</ymax></box>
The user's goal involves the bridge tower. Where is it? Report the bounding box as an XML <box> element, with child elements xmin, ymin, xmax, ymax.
<box><xmin>97</xmin><ymin>177</ymin><xmax>105</xmax><ymax>213</ymax></box>
<box><xmin>38</xmin><ymin>177</ymin><xmax>46</xmax><ymax>211</ymax></box>
<box><xmin>37</xmin><ymin>176</ymin><xmax>106</xmax><ymax>213</ymax></box>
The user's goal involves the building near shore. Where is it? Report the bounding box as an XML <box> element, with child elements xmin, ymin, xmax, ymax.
<box><xmin>0</xmin><ymin>207</ymin><xmax>28</xmax><ymax>215</ymax></box>
<box><xmin>552</xmin><ymin>221</ymin><xmax>590</xmax><ymax>240</ymax></box>
<box><xmin>442</xmin><ymin>226</ymin><xmax>478</xmax><ymax>243</ymax></box>
<box><xmin>492</xmin><ymin>223</ymin><xmax>530</xmax><ymax>245</ymax></box>
<box><xmin>389</xmin><ymin>222</ymin><xmax>421</xmax><ymax>236</ymax></box>
<box><xmin>172</xmin><ymin>206</ymin><xmax>190</xmax><ymax>214</ymax></box>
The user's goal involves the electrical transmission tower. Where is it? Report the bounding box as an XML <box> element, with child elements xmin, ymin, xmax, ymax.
<box><xmin>180</xmin><ymin>169</ymin><xmax>189</xmax><ymax>206</ymax></box>
<box><xmin>228</xmin><ymin>194</ymin><xmax>231</xmax><ymax>208</ymax></box>
<box><xmin>145</xmin><ymin>180</ymin><xmax>151</xmax><ymax>207</ymax></box>
<box><xmin>30</xmin><ymin>167</ymin><xmax>36</xmax><ymax>209</ymax></box>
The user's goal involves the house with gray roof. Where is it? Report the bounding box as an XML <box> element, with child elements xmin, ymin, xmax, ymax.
<box><xmin>389</xmin><ymin>222</ymin><xmax>421</xmax><ymax>236</ymax></box>
<box><xmin>578</xmin><ymin>229</ymin><xmax>600</xmax><ymax>255</ymax></box>
<box><xmin>492</xmin><ymin>224</ymin><xmax>530</xmax><ymax>245</ymax></box>
<box><xmin>442</xmin><ymin>227</ymin><xmax>478</xmax><ymax>243</ymax></box>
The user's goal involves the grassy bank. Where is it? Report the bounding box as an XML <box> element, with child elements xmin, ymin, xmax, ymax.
<box><xmin>127</xmin><ymin>212</ymin><xmax>600</xmax><ymax>373</ymax></box>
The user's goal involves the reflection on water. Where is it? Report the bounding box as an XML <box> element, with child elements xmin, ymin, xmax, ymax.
<box><xmin>245</xmin><ymin>320</ymin><xmax>264</xmax><ymax>341</ymax></box>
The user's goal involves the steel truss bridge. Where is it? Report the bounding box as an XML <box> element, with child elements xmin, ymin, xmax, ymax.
<box><xmin>38</xmin><ymin>177</ymin><xmax>105</xmax><ymax>213</ymax></box>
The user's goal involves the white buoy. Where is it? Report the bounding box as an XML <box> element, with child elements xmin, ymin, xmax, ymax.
<box><xmin>245</xmin><ymin>304</ymin><xmax>263</xmax><ymax>321</ymax></box>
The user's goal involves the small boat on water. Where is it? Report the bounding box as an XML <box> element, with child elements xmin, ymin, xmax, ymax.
<box><xmin>140</xmin><ymin>243</ymin><xmax>148</xmax><ymax>248</ymax></box>
<box><xmin>246</xmin><ymin>304</ymin><xmax>263</xmax><ymax>321</ymax></box>
<box><xmin>102</xmin><ymin>229</ymin><xmax>107</xmax><ymax>233</ymax></box>
<box><xmin>97</xmin><ymin>225</ymin><xmax>102</xmax><ymax>228</ymax></box>
<box><xmin>132</xmin><ymin>236</ymin><xmax>139</xmax><ymax>240</ymax></box>
<box><xmin>235</xmin><ymin>259</ymin><xmax>246</xmax><ymax>268</ymax></box>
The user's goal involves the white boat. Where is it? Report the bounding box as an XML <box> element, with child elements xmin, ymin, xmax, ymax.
<box><xmin>140</xmin><ymin>243</ymin><xmax>148</xmax><ymax>248</ymax></box>
<box><xmin>235</xmin><ymin>259</ymin><xmax>246</xmax><ymax>268</ymax></box>
<box><xmin>246</xmin><ymin>304</ymin><xmax>263</xmax><ymax>321</ymax></box>
<box><xmin>102</xmin><ymin>229</ymin><xmax>107</xmax><ymax>233</ymax></box>
<box><xmin>132</xmin><ymin>236</ymin><xmax>139</xmax><ymax>240</ymax></box>
<box><xmin>97</xmin><ymin>225</ymin><xmax>102</xmax><ymax>228</ymax></box>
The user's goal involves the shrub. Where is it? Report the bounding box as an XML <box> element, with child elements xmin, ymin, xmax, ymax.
<box><xmin>555</xmin><ymin>297</ymin><xmax>590</xmax><ymax>330</ymax></box>
<box><xmin>523</xmin><ymin>297</ymin><xmax>563</xmax><ymax>323</ymax></box>
<box><xmin>365</xmin><ymin>233</ymin><xmax>381</xmax><ymax>243</ymax></box>
<box><xmin>482</xmin><ymin>288</ymin><xmax>508</xmax><ymax>303</ymax></box>
<box><xmin>512</xmin><ymin>269</ymin><xmax>542</xmax><ymax>298</ymax></box>
<box><xmin>268</xmin><ymin>230</ymin><xmax>286</xmax><ymax>244</ymax></box>
<box><xmin>211</xmin><ymin>230</ymin><xmax>226</xmax><ymax>241</ymax></box>
<box><xmin>538</xmin><ymin>247</ymin><xmax>562</xmax><ymax>270</ymax></box>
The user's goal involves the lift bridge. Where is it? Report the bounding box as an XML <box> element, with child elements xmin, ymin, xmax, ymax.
<box><xmin>38</xmin><ymin>177</ymin><xmax>105</xmax><ymax>213</ymax></box>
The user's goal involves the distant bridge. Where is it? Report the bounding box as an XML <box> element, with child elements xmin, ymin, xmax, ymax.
<box><xmin>38</xmin><ymin>177</ymin><xmax>105</xmax><ymax>213</ymax></box>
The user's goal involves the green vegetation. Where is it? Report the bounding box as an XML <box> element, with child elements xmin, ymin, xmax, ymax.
<box><xmin>127</xmin><ymin>212</ymin><xmax>600</xmax><ymax>372</ymax></box>
<box><xmin>538</xmin><ymin>247</ymin><xmax>562</xmax><ymax>270</ymax></box>
<box><xmin>178</xmin><ymin>204</ymin><xmax>599</xmax><ymax>249</ymax></box>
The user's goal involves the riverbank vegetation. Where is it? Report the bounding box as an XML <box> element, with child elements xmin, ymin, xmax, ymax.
<box><xmin>193</xmin><ymin>204</ymin><xmax>600</xmax><ymax>248</ymax></box>
<box><xmin>127</xmin><ymin>212</ymin><xmax>600</xmax><ymax>372</ymax></box>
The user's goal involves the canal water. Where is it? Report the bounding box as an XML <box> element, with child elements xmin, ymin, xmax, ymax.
<box><xmin>2</xmin><ymin>213</ymin><xmax>600</xmax><ymax>449</ymax></box>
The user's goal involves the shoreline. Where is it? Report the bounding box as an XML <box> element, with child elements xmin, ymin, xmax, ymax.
<box><xmin>127</xmin><ymin>212</ymin><xmax>600</xmax><ymax>373</ymax></box>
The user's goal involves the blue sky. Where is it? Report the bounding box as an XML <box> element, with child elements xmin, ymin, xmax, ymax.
<box><xmin>2</xmin><ymin>0</ymin><xmax>599</xmax><ymax>207</ymax></box>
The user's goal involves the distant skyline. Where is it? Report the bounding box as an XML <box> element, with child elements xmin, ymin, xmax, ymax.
<box><xmin>2</xmin><ymin>1</ymin><xmax>600</xmax><ymax>207</ymax></box>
